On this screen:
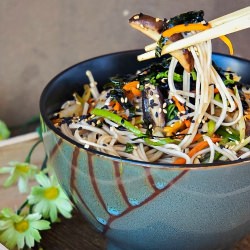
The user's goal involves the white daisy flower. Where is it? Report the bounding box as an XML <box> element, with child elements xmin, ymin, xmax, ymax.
<box><xmin>0</xmin><ymin>161</ymin><xmax>38</xmax><ymax>193</ymax></box>
<box><xmin>0</xmin><ymin>208</ymin><xmax>50</xmax><ymax>250</ymax></box>
<box><xmin>28</xmin><ymin>172</ymin><xmax>73</xmax><ymax>222</ymax></box>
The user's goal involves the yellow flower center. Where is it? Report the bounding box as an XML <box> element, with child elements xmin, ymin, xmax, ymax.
<box><xmin>44</xmin><ymin>186</ymin><xmax>59</xmax><ymax>200</ymax></box>
<box><xmin>14</xmin><ymin>220</ymin><xmax>29</xmax><ymax>233</ymax></box>
<box><xmin>16</xmin><ymin>164</ymin><xmax>29</xmax><ymax>173</ymax></box>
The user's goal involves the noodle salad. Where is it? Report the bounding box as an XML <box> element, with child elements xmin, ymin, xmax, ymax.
<box><xmin>52</xmin><ymin>11</ymin><xmax>250</xmax><ymax>164</ymax></box>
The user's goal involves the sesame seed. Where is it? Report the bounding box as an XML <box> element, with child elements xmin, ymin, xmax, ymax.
<box><xmin>84</xmin><ymin>144</ymin><xmax>90</xmax><ymax>149</ymax></box>
<box><xmin>91</xmin><ymin>122</ymin><xmax>96</xmax><ymax>127</ymax></box>
<box><xmin>134</xmin><ymin>15</ymin><xmax>140</xmax><ymax>20</ymax></box>
<box><xmin>163</xmin><ymin>103</ymin><xmax>167</xmax><ymax>108</ymax></box>
<box><xmin>125</xmin><ymin>97</ymin><xmax>128</xmax><ymax>103</ymax></box>
<box><xmin>163</xmin><ymin>109</ymin><xmax>167</xmax><ymax>114</ymax></box>
<box><xmin>149</xmin><ymin>124</ymin><xmax>153</xmax><ymax>129</ymax></box>
<box><xmin>121</xmin><ymin>97</ymin><xmax>125</xmax><ymax>103</ymax></box>
<box><xmin>159</xmin><ymin>108</ymin><xmax>162</xmax><ymax>113</ymax></box>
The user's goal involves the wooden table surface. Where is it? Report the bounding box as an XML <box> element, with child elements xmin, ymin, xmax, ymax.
<box><xmin>0</xmin><ymin>134</ymin><xmax>250</xmax><ymax>250</ymax></box>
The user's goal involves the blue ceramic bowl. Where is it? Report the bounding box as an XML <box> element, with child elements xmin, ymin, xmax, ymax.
<box><xmin>40</xmin><ymin>50</ymin><xmax>250</xmax><ymax>250</ymax></box>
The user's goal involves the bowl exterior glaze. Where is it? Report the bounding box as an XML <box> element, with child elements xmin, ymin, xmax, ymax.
<box><xmin>40</xmin><ymin>50</ymin><xmax>250</xmax><ymax>250</ymax></box>
<box><xmin>41</xmin><ymin>124</ymin><xmax>250</xmax><ymax>250</ymax></box>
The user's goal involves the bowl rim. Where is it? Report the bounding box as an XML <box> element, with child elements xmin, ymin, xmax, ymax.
<box><xmin>40</xmin><ymin>49</ymin><xmax>250</xmax><ymax>170</ymax></box>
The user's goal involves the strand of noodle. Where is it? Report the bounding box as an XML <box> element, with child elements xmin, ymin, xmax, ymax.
<box><xmin>238</xmin><ymin>116</ymin><xmax>246</xmax><ymax>141</ymax></box>
<box><xmin>69</xmin><ymin>123</ymin><xmax>108</xmax><ymax>135</ymax></box>
<box><xmin>132</xmin><ymin>147</ymin><xmax>144</xmax><ymax>161</ymax></box>
<box><xmin>86</xmin><ymin>70</ymin><xmax>100</xmax><ymax>99</ymax></box>
<box><xmin>168</xmin><ymin>57</ymin><xmax>179</xmax><ymax>99</ymax></box>
<box><xmin>210</xmin><ymin>84</ymin><xmax>215</xmax><ymax>115</ymax></box>
<box><xmin>190</xmin><ymin>148</ymin><xmax>210</xmax><ymax>163</ymax></box>
<box><xmin>167</xmin><ymin>57</ymin><xmax>194</xmax><ymax>108</ymax></box>
<box><xmin>239</xmin><ymin>151</ymin><xmax>250</xmax><ymax>159</ymax></box>
<box><xmin>212</xmin><ymin>66</ymin><xmax>236</xmax><ymax>112</ymax></box>
<box><xmin>97</xmin><ymin>134</ymin><xmax>111</xmax><ymax>144</ymax></box>
<box><xmin>203</xmin><ymin>135</ymin><xmax>215</xmax><ymax>163</ymax></box>
<box><xmin>151</xmin><ymin>146</ymin><xmax>191</xmax><ymax>163</ymax></box>
<box><xmin>209</xmin><ymin>66</ymin><xmax>228</xmax><ymax>129</ymax></box>
<box><xmin>118</xmin><ymin>152</ymin><xmax>143</xmax><ymax>161</ymax></box>
<box><xmin>239</xmin><ymin>147</ymin><xmax>250</xmax><ymax>153</ymax></box>
<box><xmin>158</xmin><ymin>157</ymin><xmax>174</xmax><ymax>163</ymax></box>
<box><xmin>104</xmin><ymin>118</ymin><xmax>119</xmax><ymax>128</ymax></box>
<box><xmin>147</xmin><ymin>151</ymin><xmax>164</xmax><ymax>162</ymax></box>
<box><xmin>82</xmin><ymin>102</ymin><xmax>89</xmax><ymax>115</ymax></box>
<box><xmin>213</xmin><ymin>145</ymin><xmax>238</xmax><ymax>161</ymax></box>
<box><xmin>74</xmin><ymin>129</ymin><xmax>118</xmax><ymax>155</ymax></box>
<box><xmin>60</xmin><ymin>123</ymin><xmax>75</xmax><ymax>140</ymax></box>
<box><xmin>232</xmin><ymin>136</ymin><xmax>250</xmax><ymax>152</ymax></box>
<box><xmin>175</xmin><ymin>89</ymin><xmax>195</xmax><ymax>98</ymax></box>
<box><xmin>221</xmin><ymin>87</ymin><xmax>243</xmax><ymax>126</ymax></box>
<box><xmin>182</xmin><ymin>70</ymin><xmax>191</xmax><ymax>102</ymax></box>
<box><xmin>179</xmin><ymin>45</ymin><xmax>206</xmax><ymax>148</ymax></box>
<box><xmin>137</xmin><ymin>143</ymin><xmax>149</xmax><ymax>162</ymax></box>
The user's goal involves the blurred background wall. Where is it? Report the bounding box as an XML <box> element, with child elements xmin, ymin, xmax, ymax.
<box><xmin>0</xmin><ymin>0</ymin><xmax>249</xmax><ymax>127</ymax></box>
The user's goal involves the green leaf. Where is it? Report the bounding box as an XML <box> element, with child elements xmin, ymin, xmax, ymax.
<box><xmin>0</xmin><ymin>120</ymin><xmax>10</xmax><ymax>140</ymax></box>
<box><xmin>125</xmin><ymin>143</ymin><xmax>134</xmax><ymax>153</ymax></box>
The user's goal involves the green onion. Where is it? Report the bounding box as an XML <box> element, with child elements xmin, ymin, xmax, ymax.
<box><xmin>216</xmin><ymin>126</ymin><xmax>240</xmax><ymax>142</ymax></box>
<box><xmin>91</xmin><ymin>108</ymin><xmax>178</xmax><ymax>146</ymax></box>
<box><xmin>207</xmin><ymin>120</ymin><xmax>216</xmax><ymax>136</ymax></box>
<box><xmin>125</xmin><ymin>143</ymin><xmax>134</xmax><ymax>153</ymax></box>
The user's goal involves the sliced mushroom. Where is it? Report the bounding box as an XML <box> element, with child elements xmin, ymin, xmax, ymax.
<box><xmin>142</xmin><ymin>83</ymin><xmax>165</xmax><ymax>130</ymax></box>
<box><xmin>129</xmin><ymin>13</ymin><xmax>194</xmax><ymax>72</ymax></box>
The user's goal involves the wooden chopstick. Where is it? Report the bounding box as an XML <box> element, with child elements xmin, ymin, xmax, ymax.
<box><xmin>144</xmin><ymin>6</ymin><xmax>250</xmax><ymax>52</ymax></box>
<box><xmin>139</xmin><ymin>7</ymin><xmax>250</xmax><ymax>61</ymax></box>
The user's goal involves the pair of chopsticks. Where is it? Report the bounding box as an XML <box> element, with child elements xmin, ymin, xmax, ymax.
<box><xmin>138</xmin><ymin>6</ymin><xmax>250</xmax><ymax>61</ymax></box>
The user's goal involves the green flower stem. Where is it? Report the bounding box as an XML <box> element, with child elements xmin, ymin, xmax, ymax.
<box><xmin>25</xmin><ymin>139</ymin><xmax>43</xmax><ymax>163</ymax></box>
<box><xmin>41</xmin><ymin>155</ymin><xmax>48</xmax><ymax>171</ymax></box>
<box><xmin>16</xmin><ymin>199</ymin><xmax>29</xmax><ymax>215</ymax></box>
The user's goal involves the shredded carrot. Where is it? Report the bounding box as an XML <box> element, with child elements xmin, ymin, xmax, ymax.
<box><xmin>177</xmin><ymin>127</ymin><xmax>202</xmax><ymax>143</ymax></box>
<box><xmin>163</xmin><ymin>120</ymin><xmax>185</xmax><ymax>136</ymax></box>
<box><xmin>192</xmin><ymin>133</ymin><xmax>202</xmax><ymax>143</ymax></box>
<box><xmin>162</xmin><ymin>23</ymin><xmax>234</xmax><ymax>55</ymax></box>
<box><xmin>162</xmin><ymin>23</ymin><xmax>210</xmax><ymax>38</ymax></box>
<box><xmin>123</xmin><ymin>81</ymin><xmax>139</xmax><ymax>91</ymax></box>
<box><xmin>109</xmin><ymin>100</ymin><xmax>116</xmax><ymax>107</ymax></box>
<box><xmin>131</xmin><ymin>88</ymin><xmax>141</xmax><ymax>97</ymax></box>
<box><xmin>123</xmin><ymin>81</ymin><xmax>141</xmax><ymax>98</ymax></box>
<box><xmin>172</xmin><ymin>96</ymin><xmax>185</xmax><ymax>113</ymax></box>
<box><xmin>219</xmin><ymin>35</ymin><xmax>234</xmax><ymax>55</ymax></box>
<box><xmin>244</xmin><ymin>114</ymin><xmax>250</xmax><ymax>120</ymax></box>
<box><xmin>113</xmin><ymin>101</ymin><xmax>123</xmax><ymax>111</ymax></box>
<box><xmin>173</xmin><ymin>137</ymin><xmax>221</xmax><ymax>164</ymax></box>
<box><xmin>184</xmin><ymin>119</ymin><xmax>191</xmax><ymax>128</ymax></box>
<box><xmin>214</xmin><ymin>88</ymin><xmax>219</xmax><ymax>94</ymax></box>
